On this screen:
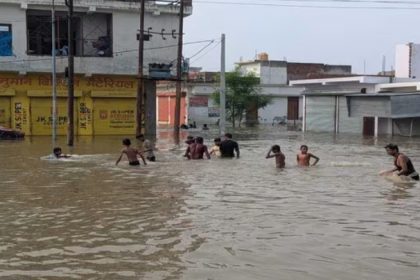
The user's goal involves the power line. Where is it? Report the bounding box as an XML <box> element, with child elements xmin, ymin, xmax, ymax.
<box><xmin>188</xmin><ymin>39</ymin><xmax>216</xmax><ymax>60</ymax></box>
<box><xmin>190</xmin><ymin>40</ymin><xmax>222</xmax><ymax>64</ymax></box>
<box><xmin>194</xmin><ymin>0</ymin><xmax>420</xmax><ymax>9</ymax></box>
<box><xmin>0</xmin><ymin>39</ymin><xmax>216</xmax><ymax>65</ymax></box>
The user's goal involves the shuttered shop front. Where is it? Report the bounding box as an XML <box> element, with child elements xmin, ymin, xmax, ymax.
<box><xmin>306</xmin><ymin>96</ymin><xmax>335</xmax><ymax>132</ymax></box>
<box><xmin>0</xmin><ymin>97</ymin><xmax>11</xmax><ymax>127</ymax></box>
<box><xmin>30</xmin><ymin>97</ymin><xmax>75</xmax><ymax>136</ymax></box>
<box><xmin>93</xmin><ymin>98</ymin><xmax>136</xmax><ymax>135</ymax></box>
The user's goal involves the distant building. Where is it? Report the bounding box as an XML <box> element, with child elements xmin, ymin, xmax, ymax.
<box><xmin>395</xmin><ymin>43</ymin><xmax>420</xmax><ymax>80</ymax></box>
<box><xmin>347</xmin><ymin>82</ymin><xmax>420</xmax><ymax>136</ymax></box>
<box><xmin>290</xmin><ymin>76</ymin><xmax>391</xmax><ymax>134</ymax></box>
<box><xmin>236</xmin><ymin>54</ymin><xmax>352</xmax><ymax>126</ymax></box>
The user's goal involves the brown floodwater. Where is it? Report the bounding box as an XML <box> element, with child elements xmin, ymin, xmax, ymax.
<box><xmin>0</xmin><ymin>127</ymin><xmax>419</xmax><ymax>279</ymax></box>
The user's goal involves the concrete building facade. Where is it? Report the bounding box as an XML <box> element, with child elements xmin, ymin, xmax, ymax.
<box><xmin>395</xmin><ymin>43</ymin><xmax>420</xmax><ymax>80</ymax></box>
<box><xmin>0</xmin><ymin>0</ymin><xmax>192</xmax><ymax>135</ymax></box>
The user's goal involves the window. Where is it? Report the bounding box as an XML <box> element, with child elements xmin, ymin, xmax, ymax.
<box><xmin>27</xmin><ymin>10</ymin><xmax>112</xmax><ymax>57</ymax></box>
<box><xmin>0</xmin><ymin>24</ymin><xmax>12</xmax><ymax>56</ymax></box>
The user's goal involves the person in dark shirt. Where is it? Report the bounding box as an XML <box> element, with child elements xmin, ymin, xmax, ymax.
<box><xmin>185</xmin><ymin>136</ymin><xmax>210</xmax><ymax>160</ymax></box>
<box><xmin>219</xmin><ymin>133</ymin><xmax>240</xmax><ymax>158</ymax></box>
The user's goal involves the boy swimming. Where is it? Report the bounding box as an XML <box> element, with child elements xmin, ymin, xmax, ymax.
<box><xmin>53</xmin><ymin>147</ymin><xmax>71</xmax><ymax>158</ymax></box>
<box><xmin>296</xmin><ymin>145</ymin><xmax>319</xmax><ymax>167</ymax></box>
<box><xmin>266</xmin><ymin>145</ymin><xmax>285</xmax><ymax>168</ymax></box>
<box><xmin>116</xmin><ymin>138</ymin><xmax>147</xmax><ymax>166</ymax></box>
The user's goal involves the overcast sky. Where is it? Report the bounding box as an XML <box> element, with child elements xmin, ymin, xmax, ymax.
<box><xmin>183</xmin><ymin>1</ymin><xmax>420</xmax><ymax>74</ymax></box>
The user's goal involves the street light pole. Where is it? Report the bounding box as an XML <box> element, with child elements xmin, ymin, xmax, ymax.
<box><xmin>136</xmin><ymin>0</ymin><xmax>145</xmax><ymax>137</ymax></box>
<box><xmin>65</xmin><ymin>0</ymin><xmax>74</xmax><ymax>146</ymax></box>
<box><xmin>219</xmin><ymin>33</ymin><xmax>226</xmax><ymax>136</ymax></box>
<box><xmin>174</xmin><ymin>0</ymin><xmax>184</xmax><ymax>143</ymax></box>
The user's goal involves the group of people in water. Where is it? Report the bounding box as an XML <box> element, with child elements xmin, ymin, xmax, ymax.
<box><xmin>52</xmin><ymin>133</ymin><xmax>418</xmax><ymax>182</ymax></box>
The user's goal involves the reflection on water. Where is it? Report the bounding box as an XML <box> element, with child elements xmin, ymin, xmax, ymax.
<box><xmin>0</xmin><ymin>127</ymin><xmax>419</xmax><ymax>279</ymax></box>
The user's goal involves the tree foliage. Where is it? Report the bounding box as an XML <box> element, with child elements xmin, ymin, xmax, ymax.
<box><xmin>213</xmin><ymin>68</ymin><xmax>270</xmax><ymax>127</ymax></box>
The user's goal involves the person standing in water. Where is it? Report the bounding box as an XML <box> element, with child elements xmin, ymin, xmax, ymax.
<box><xmin>219</xmin><ymin>133</ymin><xmax>240</xmax><ymax>158</ymax></box>
<box><xmin>296</xmin><ymin>145</ymin><xmax>319</xmax><ymax>167</ymax></box>
<box><xmin>185</xmin><ymin>136</ymin><xmax>210</xmax><ymax>160</ymax></box>
<box><xmin>116</xmin><ymin>138</ymin><xmax>147</xmax><ymax>166</ymax></box>
<box><xmin>136</xmin><ymin>134</ymin><xmax>156</xmax><ymax>162</ymax></box>
<box><xmin>266</xmin><ymin>145</ymin><xmax>285</xmax><ymax>168</ymax></box>
<box><xmin>381</xmin><ymin>144</ymin><xmax>419</xmax><ymax>181</ymax></box>
<box><xmin>209</xmin><ymin>137</ymin><xmax>222</xmax><ymax>157</ymax></box>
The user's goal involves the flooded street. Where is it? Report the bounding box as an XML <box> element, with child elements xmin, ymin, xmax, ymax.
<box><xmin>0</xmin><ymin>127</ymin><xmax>419</xmax><ymax>279</ymax></box>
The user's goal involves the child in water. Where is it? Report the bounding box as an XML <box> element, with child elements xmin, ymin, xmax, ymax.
<box><xmin>296</xmin><ymin>145</ymin><xmax>319</xmax><ymax>166</ymax></box>
<box><xmin>209</xmin><ymin>137</ymin><xmax>221</xmax><ymax>157</ymax></box>
<box><xmin>53</xmin><ymin>147</ymin><xmax>71</xmax><ymax>158</ymax></box>
<box><xmin>266</xmin><ymin>145</ymin><xmax>285</xmax><ymax>168</ymax></box>
<box><xmin>116</xmin><ymin>138</ymin><xmax>147</xmax><ymax>166</ymax></box>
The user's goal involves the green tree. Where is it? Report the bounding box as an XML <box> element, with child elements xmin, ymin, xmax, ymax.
<box><xmin>213</xmin><ymin>69</ymin><xmax>270</xmax><ymax>127</ymax></box>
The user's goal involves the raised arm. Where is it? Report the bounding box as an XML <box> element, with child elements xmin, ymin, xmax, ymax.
<box><xmin>266</xmin><ymin>148</ymin><xmax>275</xmax><ymax>159</ymax></box>
<box><xmin>310</xmin><ymin>153</ymin><xmax>320</xmax><ymax>166</ymax></box>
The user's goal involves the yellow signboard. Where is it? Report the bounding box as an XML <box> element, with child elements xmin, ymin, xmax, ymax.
<box><xmin>0</xmin><ymin>97</ymin><xmax>11</xmax><ymax>127</ymax></box>
<box><xmin>78</xmin><ymin>97</ymin><xmax>93</xmax><ymax>136</ymax></box>
<box><xmin>11</xmin><ymin>96</ymin><xmax>30</xmax><ymax>135</ymax></box>
<box><xmin>93</xmin><ymin>99</ymin><xmax>136</xmax><ymax>135</ymax></box>
<box><xmin>30</xmin><ymin>98</ymin><xmax>77</xmax><ymax>136</ymax></box>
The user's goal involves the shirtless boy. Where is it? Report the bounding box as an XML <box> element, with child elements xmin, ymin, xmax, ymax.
<box><xmin>266</xmin><ymin>145</ymin><xmax>285</xmax><ymax>168</ymax></box>
<box><xmin>296</xmin><ymin>145</ymin><xmax>319</xmax><ymax>167</ymax></box>
<box><xmin>116</xmin><ymin>138</ymin><xmax>147</xmax><ymax>166</ymax></box>
<box><xmin>185</xmin><ymin>136</ymin><xmax>210</xmax><ymax>160</ymax></box>
<box><xmin>381</xmin><ymin>143</ymin><xmax>419</xmax><ymax>181</ymax></box>
<box><xmin>53</xmin><ymin>147</ymin><xmax>71</xmax><ymax>158</ymax></box>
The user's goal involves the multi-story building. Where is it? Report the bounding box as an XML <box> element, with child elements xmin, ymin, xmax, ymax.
<box><xmin>0</xmin><ymin>0</ymin><xmax>192</xmax><ymax>135</ymax></box>
<box><xmin>395</xmin><ymin>42</ymin><xmax>420</xmax><ymax>80</ymax></box>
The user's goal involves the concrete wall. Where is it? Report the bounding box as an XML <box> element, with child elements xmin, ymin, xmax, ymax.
<box><xmin>0</xmin><ymin>1</ymin><xmax>183</xmax><ymax>75</ymax></box>
<box><xmin>338</xmin><ymin>96</ymin><xmax>363</xmax><ymax>134</ymax></box>
<box><xmin>391</xmin><ymin>94</ymin><xmax>420</xmax><ymax>118</ymax></box>
<box><xmin>348</xmin><ymin>96</ymin><xmax>391</xmax><ymax>117</ymax></box>
<box><xmin>394</xmin><ymin>118</ymin><xmax>420</xmax><ymax>136</ymax></box>
<box><xmin>0</xmin><ymin>4</ymin><xmax>26</xmax><ymax>71</ymax></box>
<box><xmin>258</xmin><ymin>97</ymin><xmax>288</xmax><ymax>124</ymax></box>
<box><xmin>260</xmin><ymin>64</ymin><xmax>287</xmax><ymax>85</ymax></box>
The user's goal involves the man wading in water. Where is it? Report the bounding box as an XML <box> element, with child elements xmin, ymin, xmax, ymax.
<box><xmin>381</xmin><ymin>144</ymin><xmax>419</xmax><ymax>181</ymax></box>
<box><xmin>219</xmin><ymin>133</ymin><xmax>240</xmax><ymax>158</ymax></box>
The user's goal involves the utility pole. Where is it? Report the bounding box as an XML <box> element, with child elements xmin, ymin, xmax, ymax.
<box><xmin>51</xmin><ymin>0</ymin><xmax>57</xmax><ymax>146</ymax></box>
<box><xmin>65</xmin><ymin>0</ymin><xmax>74</xmax><ymax>146</ymax></box>
<box><xmin>219</xmin><ymin>33</ymin><xmax>226</xmax><ymax>136</ymax></box>
<box><xmin>136</xmin><ymin>0</ymin><xmax>145</xmax><ymax>137</ymax></box>
<box><xmin>174</xmin><ymin>0</ymin><xmax>184</xmax><ymax>143</ymax></box>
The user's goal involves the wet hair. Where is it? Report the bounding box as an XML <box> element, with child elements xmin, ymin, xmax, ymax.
<box><xmin>300</xmin><ymin>145</ymin><xmax>308</xmax><ymax>150</ymax></box>
<box><xmin>195</xmin><ymin>136</ymin><xmax>204</xmax><ymax>144</ymax></box>
<box><xmin>214</xmin><ymin>137</ymin><xmax>221</xmax><ymax>142</ymax></box>
<box><xmin>225</xmin><ymin>133</ymin><xmax>233</xmax><ymax>139</ymax></box>
<box><xmin>136</xmin><ymin>134</ymin><xmax>144</xmax><ymax>139</ymax></box>
<box><xmin>122</xmin><ymin>138</ymin><xmax>131</xmax><ymax>146</ymax></box>
<box><xmin>272</xmin><ymin>145</ymin><xmax>280</xmax><ymax>153</ymax></box>
<box><xmin>53</xmin><ymin>147</ymin><xmax>62</xmax><ymax>154</ymax></box>
<box><xmin>385</xmin><ymin>143</ymin><xmax>399</xmax><ymax>152</ymax></box>
<box><xmin>187</xmin><ymin>136</ymin><xmax>194</xmax><ymax>140</ymax></box>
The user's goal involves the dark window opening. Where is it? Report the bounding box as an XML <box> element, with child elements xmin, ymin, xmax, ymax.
<box><xmin>0</xmin><ymin>24</ymin><xmax>13</xmax><ymax>56</ymax></box>
<box><xmin>27</xmin><ymin>10</ymin><xmax>112</xmax><ymax>57</ymax></box>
